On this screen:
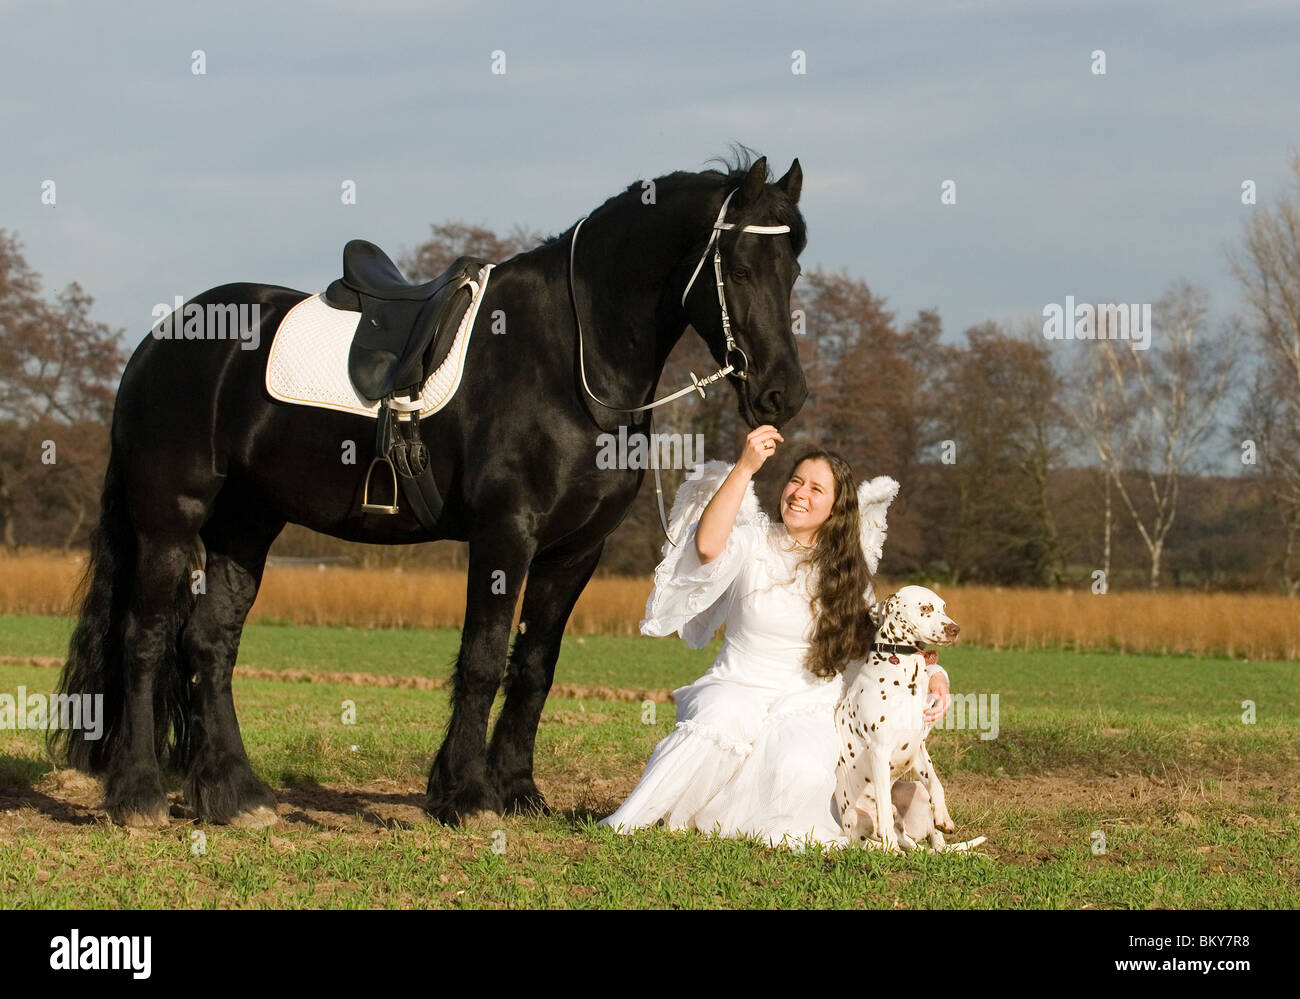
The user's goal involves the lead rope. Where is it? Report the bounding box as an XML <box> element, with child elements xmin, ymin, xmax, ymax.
<box><xmin>567</xmin><ymin>188</ymin><xmax>790</xmax><ymax>545</ymax></box>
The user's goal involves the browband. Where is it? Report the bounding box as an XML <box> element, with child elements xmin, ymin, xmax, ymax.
<box><xmin>680</xmin><ymin>189</ymin><xmax>792</xmax><ymax>307</ymax></box>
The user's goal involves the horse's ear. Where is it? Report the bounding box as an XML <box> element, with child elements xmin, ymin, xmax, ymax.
<box><xmin>740</xmin><ymin>156</ymin><xmax>767</xmax><ymax>203</ymax></box>
<box><xmin>777</xmin><ymin>158</ymin><xmax>802</xmax><ymax>203</ymax></box>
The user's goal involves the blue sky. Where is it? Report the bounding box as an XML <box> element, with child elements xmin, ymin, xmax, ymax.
<box><xmin>3</xmin><ymin>0</ymin><xmax>1298</xmax><ymax>345</ymax></box>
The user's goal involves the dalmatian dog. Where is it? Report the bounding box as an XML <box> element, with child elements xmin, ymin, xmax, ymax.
<box><xmin>834</xmin><ymin>584</ymin><xmax>972</xmax><ymax>852</ymax></box>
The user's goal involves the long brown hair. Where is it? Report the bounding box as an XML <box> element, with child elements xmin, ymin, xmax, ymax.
<box><xmin>785</xmin><ymin>450</ymin><xmax>877</xmax><ymax>678</ymax></box>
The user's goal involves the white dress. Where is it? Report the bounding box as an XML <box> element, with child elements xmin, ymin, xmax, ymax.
<box><xmin>599</xmin><ymin>512</ymin><xmax>947</xmax><ymax>849</ymax></box>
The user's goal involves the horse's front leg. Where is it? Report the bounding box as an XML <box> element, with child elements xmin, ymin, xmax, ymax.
<box><xmin>487</xmin><ymin>540</ymin><xmax>604</xmax><ymax>815</ymax></box>
<box><xmin>426</xmin><ymin>529</ymin><xmax>535</xmax><ymax>825</ymax></box>
<box><xmin>182</xmin><ymin>514</ymin><xmax>283</xmax><ymax>827</ymax></box>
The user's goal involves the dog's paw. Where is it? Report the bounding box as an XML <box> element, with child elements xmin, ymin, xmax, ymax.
<box><xmin>933</xmin><ymin>809</ymin><xmax>956</xmax><ymax>835</ymax></box>
<box><xmin>879</xmin><ymin>832</ymin><xmax>904</xmax><ymax>854</ymax></box>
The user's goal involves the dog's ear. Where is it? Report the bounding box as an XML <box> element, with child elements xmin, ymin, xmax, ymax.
<box><xmin>869</xmin><ymin>594</ymin><xmax>896</xmax><ymax>627</ymax></box>
<box><xmin>862</xmin><ymin>605</ymin><xmax>878</xmax><ymax>646</ymax></box>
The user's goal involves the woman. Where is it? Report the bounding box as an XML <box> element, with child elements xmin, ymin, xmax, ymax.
<box><xmin>598</xmin><ymin>425</ymin><xmax>952</xmax><ymax>848</ymax></box>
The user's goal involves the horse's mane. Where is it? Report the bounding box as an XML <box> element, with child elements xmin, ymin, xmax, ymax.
<box><xmin>533</xmin><ymin>144</ymin><xmax>806</xmax><ymax>256</ymax></box>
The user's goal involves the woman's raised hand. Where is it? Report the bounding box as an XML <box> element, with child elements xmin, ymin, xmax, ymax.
<box><xmin>698</xmin><ymin>425</ymin><xmax>784</xmax><ymax>563</ymax></box>
<box><xmin>737</xmin><ymin>425</ymin><xmax>784</xmax><ymax>476</ymax></box>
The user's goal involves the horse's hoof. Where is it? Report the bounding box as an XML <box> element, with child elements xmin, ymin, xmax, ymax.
<box><xmin>117</xmin><ymin>806</ymin><xmax>172</xmax><ymax>828</ymax></box>
<box><xmin>425</xmin><ymin>780</ymin><xmax>504</xmax><ymax>827</ymax></box>
<box><xmin>498</xmin><ymin>777</ymin><xmax>551</xmax><ymax>817</ymax></box>
<box><xmin>185</xmin><ymin>761</ymin><xmax>279</xmax><ymax>825</ymax></box>
<box><xmin>227</xmin><ymin>805</ymin><xmax>280</xmax><ymax>829</ymax></box>
<box><xmin>105</xmin><ymin>772</ymin><xmax>170</xmax><ymax>827</ymax></box>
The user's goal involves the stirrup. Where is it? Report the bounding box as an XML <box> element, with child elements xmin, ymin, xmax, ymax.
<box><xmin>361</xmin><ymin>456</ymin><xmax>399</xmax><ymax>515</ymax></box>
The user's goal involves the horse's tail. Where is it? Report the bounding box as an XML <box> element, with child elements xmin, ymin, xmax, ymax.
<box><xmin>48</xmin><ymin>450</ymin><xmax>193</xmax><ymax>773</ymax></box>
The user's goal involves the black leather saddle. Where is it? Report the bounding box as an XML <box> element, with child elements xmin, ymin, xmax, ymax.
<box><xmin>321</xmin><ymin>239</ymin><xmax>490</xmax><ymax>532</ymax></box>
<box><xmin>324</xmin><ymin>239</ymin><xmax>489</xmax><ymax>402</ymax></box>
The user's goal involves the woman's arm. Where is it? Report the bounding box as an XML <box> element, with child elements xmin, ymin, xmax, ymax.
<box><xmin>695</xmin><ymin>425</ymin><xmax>783</xmax><ymax>563</ymax></box>
<box><xmin>923</xmin><ymin>651</ymin><xmax>951</xmax><ymax>723</ymax></box>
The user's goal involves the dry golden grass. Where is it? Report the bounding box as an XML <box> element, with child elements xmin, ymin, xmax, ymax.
<box><xmin>252</xmin><ymin>566</ymin><xmax>653</xmax><ymax>636</ymax></box>
<box><xmin>0</xmin><ymin>552</ymin><xmax>1296</xmax><ymax>659</ymax></box>
<box><xmin>0</xmin><ymin>553</ymin><xmax>84</xmax><ymax>617</ymax></box>
<box><xmin>922</xmin><ymin>583</ymin><xmax>1300</xmax><ymax>661</ymax></box>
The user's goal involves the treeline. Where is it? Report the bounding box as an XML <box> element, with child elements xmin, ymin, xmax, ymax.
<box><xmin>0</xmin><ymin>231</ymin><xmax>121</xmax><ymax>552</ymax></box>
<box><xmin>602</xmin><ymin>282</ymin><xmax>1285</xmax><ymax>592</ymax></box>
<box><xmin>3</xmin><ymin>159</ymin><xmax>1298</xmax><ymax>592</ymax></box>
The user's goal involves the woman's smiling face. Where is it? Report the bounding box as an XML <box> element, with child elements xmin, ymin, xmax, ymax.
<box><xmin>781</xmin><ymin>457</ymin><xmax>836</xmax><ymax>539</ymax></box>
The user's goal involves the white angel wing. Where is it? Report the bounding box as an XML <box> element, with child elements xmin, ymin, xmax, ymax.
<box><xmin>857</xmin><ymin>475</ymin><xmax>900</xmax><ymax>578</ymax></box>
<box><xmin>664</xmin><ymin>461</ymin><xmax>767</xmax><ymax>554</ymax></box>
<box><xmin>644</xmin><ymin>461</ymin><xmax>771</xmax><ymax>648</ymax></box>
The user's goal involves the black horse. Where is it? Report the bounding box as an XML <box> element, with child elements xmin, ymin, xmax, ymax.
<box><xmin>50</xmin><ymin>152</ymin><xmax>809</xmax><ymax>827</ymax></box>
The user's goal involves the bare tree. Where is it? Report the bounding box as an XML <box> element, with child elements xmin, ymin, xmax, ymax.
<box><xmin>401</xmin><ymin>221</ymin><xmax>542</xmax><ymax>281</ymax></box>
<box><xmin>1062</xmin><ymin>323</ymin><xmax>1136</xmax><ymax>584</ymax></box>
<box><xmin>1229</xmin><ymin>154</ymin><xmax>1300</xmax><ymax>594</ymax></box>
<box><xmin>0</xmin><ymin>232</ymin><xmax>126</xmax><ymax>550</ymax></box>
<box><xmin>933</xmin><ymin>322</ymin><xmax>1068</xmax><ymax>584</ymax></box>
<box><xmin>1070</xmin><ymin>284</ymin><xmax>1236</xmax><ymax>589</ymax></box>
<box><xmin>1235</xmin><ymin>360</ymin><xmax>1300</xmax><ymax>592</ymax></box>
<box><xmin>1008</xmin><ymin>318</ymin><xmax>1071</xmax><ymax>584</ymax></box>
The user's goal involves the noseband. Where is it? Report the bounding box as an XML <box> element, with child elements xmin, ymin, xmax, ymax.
<box><xmin>567</xmin><ymin>187</ymin><xmax>792</xmax><ymax>544</ymax></box>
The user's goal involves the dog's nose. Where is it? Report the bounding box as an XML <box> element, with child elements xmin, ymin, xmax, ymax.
<box><xmin>944</xmin><ymin>622</ymin><xmax>960</xmax><ymax>638</ymax></box>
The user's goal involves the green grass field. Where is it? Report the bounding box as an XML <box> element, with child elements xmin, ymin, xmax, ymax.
<box><xmin>1</xmin><ymin>615</ymin><xmax>1297</xmax><ymax>908</ymax></box>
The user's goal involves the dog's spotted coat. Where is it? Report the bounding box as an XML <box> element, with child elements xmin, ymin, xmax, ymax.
<box><xmin>834</xmin><ymin>585</ymin><xmax>960</xmax><ymax>852</ymax></box>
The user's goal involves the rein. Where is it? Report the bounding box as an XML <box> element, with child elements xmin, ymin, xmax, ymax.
<box><xmin>566</xmin><ymin>187</ymin><xmax>791</xmax><ymax>544</ymax></box>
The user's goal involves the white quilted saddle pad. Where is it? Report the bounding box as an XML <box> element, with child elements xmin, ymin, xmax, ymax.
<box><xmin>265</xmin><ymin>264</ymin><xmax>493</xmax><ymax>418</ymax></box>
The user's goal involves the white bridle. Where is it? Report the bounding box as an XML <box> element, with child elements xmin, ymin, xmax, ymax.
<box><xmin>569</xmin><ymin>187</ymin><xmax>792</xmax><ymax>415</ymax></box>
<box><xmin>567</xmin><ymin>186</ymin><xmax>792</xmax><ymax>543</ymax></box>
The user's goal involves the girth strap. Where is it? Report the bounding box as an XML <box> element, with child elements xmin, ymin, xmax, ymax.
<box><xmin>361</xmin><ymin>398</ymin><xmax>445</xmax><ymax>532</ymax></box>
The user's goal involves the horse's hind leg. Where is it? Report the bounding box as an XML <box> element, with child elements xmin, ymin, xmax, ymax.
<box><xmin>487</xmin><ymin>540</ymin><xmax>604</xmax><ymax>815</ymax></box>
<box><xmin>181</xmin><ymin>506</ymin><xmax>283</xmax><ymax>826</ymax></box>
<box><xmin>104</xmin><ymin>531</ymin><xmax>199</xmax><ymax>826</ymax></box>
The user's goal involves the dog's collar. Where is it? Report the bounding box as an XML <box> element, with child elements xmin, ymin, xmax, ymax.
<box><xmin>872</xmin><ymin>642</ymin><xmax>919</xmax><ymax>656</ymax></box>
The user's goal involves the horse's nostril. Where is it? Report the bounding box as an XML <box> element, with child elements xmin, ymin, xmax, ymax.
<box><xmin>760</xmin><ymin>389</ymin><xmax>784</xmax><ymax>414</ymax></box>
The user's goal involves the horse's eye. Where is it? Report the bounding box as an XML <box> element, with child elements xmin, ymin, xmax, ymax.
<box><xmin>730</xmin><ymin>267</ymin><xmax>749</xmax><ymax>282</ymax></box>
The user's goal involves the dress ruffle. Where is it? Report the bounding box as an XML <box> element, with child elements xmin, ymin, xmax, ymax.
<box><xmin>640</xmin><ymin>520</ymin><xmax>762</xmax><ymax>649</ymax></box>
<box><xmin>690</xmin><ymin>681</ymin><xmax>848</xmax><ymax>848</ymax></box>
<box><xmin>674</xmin><ymin>719</ymin><xmax>753</xmax><ymax>756</ymax></box>
<box><xmin>599</xmin><ymin>724</ymin><xmax>752</xmax><ymax>834</ymax></box>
